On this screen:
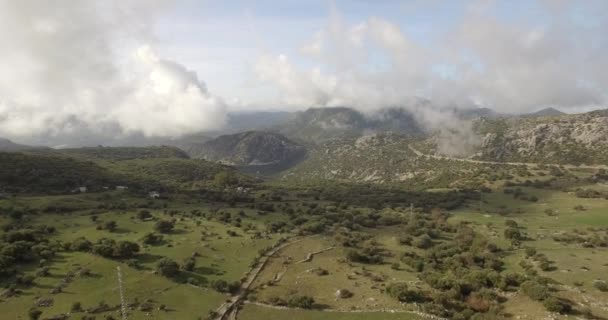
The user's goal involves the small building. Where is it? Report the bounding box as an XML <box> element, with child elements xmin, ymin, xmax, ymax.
<box><xmin>148</xmin><ymin>191</ymin><xmax>160</xmax><ymax>199</ymax></box>
<box><xmin>115</xmin><ymin>186</ymin><xmax>128</xmax><ymax>191</ymax></box>
<box><xmin>71</xmin><ymin>187</ymin><xmax>87</xmax><ymax>193</ymax></box>
<box><xmin>236</xmin><ymin>186</ymin><xmax>250</xmax><ymax>194</ymax></box>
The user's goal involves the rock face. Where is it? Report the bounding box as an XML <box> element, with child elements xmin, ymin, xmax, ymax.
<box><xmin>187</xmin><ymin>131</ymin><xmax>306</xmax><ymax>168</ymax></box>
<box><xmin>474</xmin><ymin>110</ymin><xmax>608</xmax><ymax>164</ymax></box>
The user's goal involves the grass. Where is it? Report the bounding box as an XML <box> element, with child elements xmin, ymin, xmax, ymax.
<box><xmin>0</xmin><ymin>192</ymin><xmax>286</xmax><ymax>319</ymax></box>
<box><xmin>250</xmin><ymin>230</ymin><xmax>420</xmax><ymax>312</ymax></box>
<box><xmin>0</xmin><ymin>252</ymin><xmax>226</xmax><ymax>320</ymax></box>
<box><xmin>238</xmin><ymin>303</ymin><xmax>425</xmax><ymax>320</ymax></box>
<box><xmin>450</xmin><ymin>186</ymin><xmax>608</xmax><ymax>318</ymax></box>
<box><xmin>2</xmin><ymin>179</ymin><xmax>608</xmax><ymax>319</ymax></box>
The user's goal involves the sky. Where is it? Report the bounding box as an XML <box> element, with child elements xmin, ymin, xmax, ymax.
<box><xmin>0</xmin><ymin>0</ymin><xmax>607</xmax><ymax>143</ymax></box>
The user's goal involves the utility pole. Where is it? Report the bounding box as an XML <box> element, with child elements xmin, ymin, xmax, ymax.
<box><xmin>117</xmin><ymin>266</ymin><xmax>127</xmax><ymax>320</ymax></box>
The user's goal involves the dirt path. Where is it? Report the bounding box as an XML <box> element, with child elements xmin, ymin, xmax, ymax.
<box><xmin>213</xmin><ymin>237</ymin><xmax>304</xmax><ymax>320</ymax></box>
<box><xmin>296</xmin><ymin>246</ymin><xmax>335</xmax><ymax>263</ymax></box>
<box><xmin>407</xmin><ymin>145</ymin><xmax>608</xmax><ymax>170</ymax></box>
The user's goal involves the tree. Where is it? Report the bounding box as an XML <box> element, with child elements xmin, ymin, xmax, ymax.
<box><xmin>182</xmin><ymin>257</ymin><xmax>196</xmax><ymax>272</ymax></box>
<box><xmin>156</xmin><ymin>258</ymin><xmax>180</xmax><ymax>277</ymax></box>
<box><xmin>136</xmin><ymin>210</ymin><xmax>152</xmax><ymax>220</ymax></box>
<box><xmin>521</xmin><ymin>280</ymin><xmax>549</xmax><ymax>301</ymax></box>
<box><xmin>71</xmin><ymin>301</ymin><xmax>82</xmax><ymax>312</ymax></box>
<box><xmin>214</xmin><ymin>171</ymin><xmax>236</xmax><ymax>189</ymax></box>
<box><xmin>594</xmin><ymin>280</ymin><xmax>608</xmax><ymax>292</ymax></box>
<box><xmin>414</xmin><ymin>235</ymin><xmax>433</xmax><ymax>249</ymax></box>
<box><xmin>287</xmin><ymin>295</ymin><xmax>315</xmax><ymax>309</ymax></box>
<box><xmin>104</xmin><ymin>220</ymin><xmax>117</xmax><ymax>232</ymax></box>
<box><xmin>28</xmin><ymin>309</ymin><xmax>42</xmax><ymax>320</ymax></box>
<box><xmin>113</xmin><ymin>241</ymin><xmax>140</xmax><ymax>259</ymax></box>
<box><xmin>142</xmin><ymin>232</ymin><xmax>163</xmax><ymax>245</ymax></box>
<box><xmin>525</xmin><ymin>247</ymin><xmax>537</xmax><ymax>257</ymax></box>
<box><xmin>154</xmin><ymin>220</ymin><xmax>174</xmax><ymax>234</ymax></box>
<box><xmin>504</xmin><ymin>227</ymin><xmax>522</xmax><ymax>240</ymax></box>
<box><xmin>543</xmin><ymin>297</ymin><xmax>571</xmax><ymax>314</ymax></box>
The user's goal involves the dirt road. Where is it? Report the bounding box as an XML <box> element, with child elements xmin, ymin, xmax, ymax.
<box><xmin>407</xmin><ymin>145</ymin><xmax>608</xmax><ymax>170</ymax></box>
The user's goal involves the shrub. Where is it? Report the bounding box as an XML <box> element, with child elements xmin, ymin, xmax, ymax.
<box><xmin>156</xmin><ymin>258</ymin><xmax>180</xmax><ymax>277</ymax></box>
<box><xmin>104</xmin><ymin>221</ymin><xmax>117</xmax><ymax>232</ymax></box>
<box><xmin>182</xmin><ymin>257</ymin><xmax>196</xmax><ymax>272</ymax></box>
<box><xmin>504</xmin><ymin>228</ymin><xmax>522</xmax><ymax>240</ymax></box>
<box><xmin>142</xmin><ymin>232</ymin><xmax>163</xmax><ymax>245</ymax></box>
<box><xmin>287</xmin><ymin>295</ymin><xmax>315</xmax><ymax>309</ymax></box>
<box><xmin>521</xmin><ymin>280</ymin><xmax>549</xmax><ymax>301</ymax></box>
<box><xmin>543</xmin><ymin>297</ymin><xmax>571</xmax><ymax>314</ymax></box>
<box><xmin>28</xmin><ymin>309</ymin><xmax>42</xmax><ymax>320</ymax></box>
<box><xmin>136</xmin><ymin>210</ymin><xmax>152</xmax><ymax>220</ymax></box>
<box><xmin>154</xmin><ymin>220</ymin><xmax>174</xmax><ymax>233</ymax></box>
<box><xmin>71</xmin><ymin>302</ymin><xmax>82</xmax><ymax>312</ymax></box>
<box><xmin>386</xmin><ymin>283</ymin><xmax>425</xmax><ymax>303</ymax></box>
<box><xmin>593</xmin><ymin>280</ymin><xmax>608</xmax><ymax>292</ymax></box>
<box><xmin>413</xmin><ymin>235</ymin><xmax>433</xmax><ymax>249</ymax></box>
<box><xmin>524</xmin><ymin>247</ymin><xmax>537</xmax><ymax>257</ymax></box>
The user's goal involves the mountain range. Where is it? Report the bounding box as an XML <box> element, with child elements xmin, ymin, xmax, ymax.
<box><xmin>2</xmin><ymin>106</ymin><xmax>607</xmax><ymax>182</ymax></box>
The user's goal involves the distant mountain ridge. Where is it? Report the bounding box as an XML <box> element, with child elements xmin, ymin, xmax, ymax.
<box><xmin>0</xmin><ymin>138</ymin><xmax>47</xmax><ymax>152</ymax></box>
<box><xmin>523</xmin><ymin>107</ymin><xmax>565</xmax><ymax>117</ymax></box>
<box><xmin>185</xmin><ymin>131</ymin><xmax>306</xmax><ymax>173</ymax></box>
<box><xmin>276</xmin><ymin>107</ymin><xmax>424</xmax><ymax>142</ymax></box>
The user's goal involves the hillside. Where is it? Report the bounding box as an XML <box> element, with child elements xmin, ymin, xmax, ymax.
<box><xmin>0</xmin><ymin>138</ymin><xmax>46</xmax><ymax>152</ymax></box>
<box><xmin>0</xmin><ymin>152</ymin><xmax>126</xmax><ymax>193</ymax></box>
<box><xmin>474</xmin><ymin>110</ymin><xmax>608</xmax><ymax>165</ymax></box>
<box><xmin>0</xmin><ymin>146</ymin><xmax>247</xmax><ymax>194</ymax></box>
<box><xmin>523</xmin><ymin>107</ymin><xmax>565</xmax><ymax>117</ymax></box>
<box><xmin>53</xmin><ymin>145</ymin><xmax>190</xmax><ymax>160</ymax></box>
<box><xmin>280</xmin><ymin>133</ymin><xmax>503</xmax><ymax>188</ymax></box>
<box><xmin>185</xmin><ymin>131</ymin><xmax>306</xmax><ymax>173</ymax></box>
<box><xmin>414</xmin><ymin>110</ymin><xmax>608</xmax><ymax>165</ymax></box>
<box><xmin>276</xmin><ymin>107</ymin><xmax>423</xmax><ymax>143</ymax></box>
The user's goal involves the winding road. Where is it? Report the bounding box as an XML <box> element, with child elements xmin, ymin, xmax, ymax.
<box><xmin>407</xmin><ymin>145</ymin><xmax>608</xmax><ymax>170</ymax></box>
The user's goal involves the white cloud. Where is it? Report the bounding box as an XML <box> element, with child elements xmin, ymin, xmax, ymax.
<box><xmin>254</xmin><ymin>5</ymin><xmax>608</xmax><ymax>114</ymax></box>
<box><xmin>0</xmin><ymin>0</ymin><xmax>226</xmax><ymax>140</ymax></box>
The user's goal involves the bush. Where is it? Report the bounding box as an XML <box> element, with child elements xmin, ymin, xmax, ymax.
<box><xmin>521</xmin><ymin>280</ymin><xmax>549</xmax><ymax>301</ymax></box>
<box><xmin>71</xmin><ymin>301</ymin><xmax>82</xmax><ymax>312</ymax></box>
<box><xmin>524</xmin><ymin>247</ymin><xmax>537</xmax><ymax>257</ymax></box>
<box><xmin>504</xmin><ymin>228</ymin><xmax>522</xmax><ymax>240</ymax></box>
<box><xmin>136</xmin><ymin>210</ymin><xmax>152</xmax><ymax>220</ymax></box>
<box><xmin>154</xmin><ymin>220</ymin><xmax>174</xmax><ymax>233</ymax></box>
<box><xmin>142</xmin><ymin>232</ymin><xmax>163</xmax><ymax>245</ymax></box>
<box><xmin>182</xmin><ymin>257</ymin><xmax>196</xmax><ymax>272</ymax></box>
<box><xmin>413</xmin><ymin>235</ymin><xmax>433</xmax><ymax>249</ymax></box>
<box><xmin>543</xmin><ymin>297</ymin><xmax>571</xmax><ymax>314</ymax></box>
<box><xmin>28</xmin><ymin>309</ymin><xmax>42</xmax><ymax>320</ymax></box>
<box><xmin>287</xmin><ymin>295</ymin><xmax>315</xmax><ymax>309</ymax></box>
<box><xmin>593</xmin><ymin>280</ymin><xmax>608</xmax><ymax>292</ymax></box>
<box><xmin>156</xmin><ymin>258</ymin><xmax>180</xmax><ymax>277</ymax></box>
<box><xmin>386</xmin><ymin>283</ymin><xmax>425</xmax><ymax>303</ymax></box>
<box><xmin>104</xmin><ymin>221</ymin><xmax>117</xmax><ymax>232</ymax></box>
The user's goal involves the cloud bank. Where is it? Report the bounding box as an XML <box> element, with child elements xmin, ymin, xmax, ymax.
<box><xmin>0</xmin><ymin>0</ymin><xmax>226</xmax><ymax>142</ymax></box>
<box><xmin>255</xmin><ymin>2</ymin><xmax>608</xmax><ymax>114</ymax></box>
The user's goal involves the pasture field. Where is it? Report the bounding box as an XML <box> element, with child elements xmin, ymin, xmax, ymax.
<box><xmin>1</xmin><ymin>171</ymin><xmax>608</xmax><ymax>320</ymax></box>
<box><xmin>238</xmin><ymin>303</ymin><xmax>425</xmax><ymax>320</ymax></box>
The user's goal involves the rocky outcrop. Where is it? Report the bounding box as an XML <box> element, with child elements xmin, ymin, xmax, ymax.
<box><xmin>187</xmin><ymin>131</ymin><xmax>306</xmax><ymax>169</ymax></box>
